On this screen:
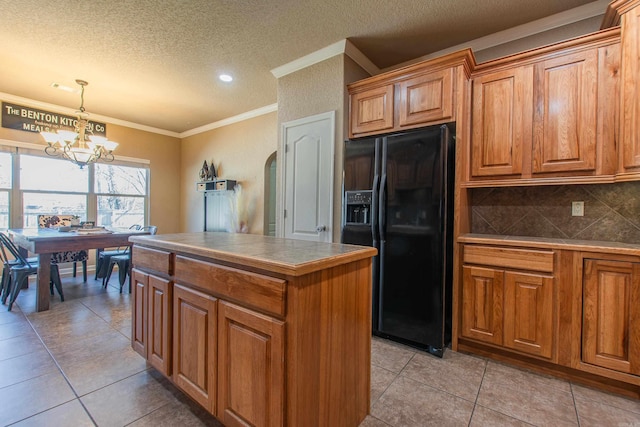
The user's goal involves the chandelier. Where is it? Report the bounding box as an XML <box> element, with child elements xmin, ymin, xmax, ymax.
<box><xmin>40</xmin><ymin>79</ymin><xmax>118</xmax><ymax>168</ymax></box>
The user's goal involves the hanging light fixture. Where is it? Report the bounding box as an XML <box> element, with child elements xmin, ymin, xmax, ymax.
<box><xmin>40</xmin><ymin>79</ymin><xmax>118</xmax><ymax>168</ymax></box>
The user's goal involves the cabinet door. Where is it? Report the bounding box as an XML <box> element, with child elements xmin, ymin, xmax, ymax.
<box><xmin>148</xmin><ymin>275</ymin><xmax>172</xmax><ymax>376</ymax></box>
<box><xmin>398</xmin><ymin>68</ymin><xmax>454</xmax><ymax>127</ymax></box>
<box><xmin>131</xmin><ymin>269</ymin><xmax>148</xmax><ymax>358</ymax></box>
<box><xmin>471</xmin><ymin>66</ymin><xmax>531</xmax><ymax>177</ymax></box>
<box><xmin>173</xmin><ymin>284</ymin><xmax>218</xmax><ymax>414</ymax></box>
<box><xmin>218</xmin><ymin>301</ymin><xmax>284</xmax><ymax>427</ymax></box>
<box><xmin>461</xmin><ymin>266</ymin><xmax>504</xmax><ymax>345</ymax></box>
<box><xmin>350</xmin><ymin>85</ymin><xmax>394</xmax><ymax>136</ymax></box>
<box><xmin>621</xmin><ymin>6</ymin><xmax>640</xmax><ymax>169</ymax></box>
<box><xmin>503</xmin><ymin>271</ymin><xmax>554</xmax><ymax>359</ymax></box>
<box><xmin>532</xmin><ymin>49</ymin><xmax>598</xmax><ymax>174</ymax></box>
<box><xmin>583</xmin><ymin>259</ymin><xmax>640</xmax><ymax>375</ymax></box>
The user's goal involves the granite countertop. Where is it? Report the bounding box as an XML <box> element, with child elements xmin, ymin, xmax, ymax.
<box><xmin>130</xmin><ymin>232</ymin><xmax>377</xmax><ymax>276</ymax></box>
<box><xmin>458</xmin><ymin>233</ymin><xmax>640</xmax><ymax>256</ymax></box>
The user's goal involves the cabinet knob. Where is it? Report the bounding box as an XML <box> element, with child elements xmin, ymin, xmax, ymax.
<box><xmin>316</xmin><ymin>225</ymin><xmax>327</xmax><ymax>232</ymax></box>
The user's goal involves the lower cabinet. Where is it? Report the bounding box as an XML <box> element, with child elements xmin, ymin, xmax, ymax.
<box><xmin>582</xmin><ymin>258</ymin><xmax>640</xmax><ymax>375</ymax></box>
<box><xmin>173</xmin><ymin>284</ymin><xmax>218</xmax><ymax>413</ymax></box>
<box><xmin>218</xmin><ymin>301</ymin><xmax>284</xmax><ymax>427</ymax></box>
<box><xmin>131</xmin><ymin>269</ymin><xmax>172</xmax><ymax>377</ymax></box>
<box><xmin>461</xmin><ymin>245</ymin><xmax>555</xmax><ymax>360</ymax></box>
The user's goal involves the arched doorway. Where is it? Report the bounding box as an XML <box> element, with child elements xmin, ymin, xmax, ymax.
<box><xmin>263</xmin><ymin>152</ymin><xmax>276</xmax><ymax>236</ymax></box>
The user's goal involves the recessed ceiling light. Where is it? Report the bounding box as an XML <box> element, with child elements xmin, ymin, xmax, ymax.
<box><xmin>219</xmin><ymin>74</ymin><xmax>233</xmax><ymax>82</ymax></box>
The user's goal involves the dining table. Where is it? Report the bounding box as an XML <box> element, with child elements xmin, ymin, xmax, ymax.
<box><xmin>8</xmin><ymin>227</ymin><xmax>149</xmax><ymax>312</ymax></box>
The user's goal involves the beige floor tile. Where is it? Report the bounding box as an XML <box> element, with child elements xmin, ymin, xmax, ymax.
<box><xmin>128</xmin><ymin>400</ymin><xmax>222</xmax><ymax>426</ymax></box>
<box><xmin>0</xmin><ymin>307</ymin><xmax>28</xmax><ymax>325</ymax></box>
<box><xmin>11</xmin><ymin>399</ymin><xmax>94</xmax><ymax>427</ymax></box>
<box><xmin>371</xmin><ymin>364</ymin><xmax>397</xmax><ymax>405</ymax></box>
<box><xmin>80</xmin><ymin>370</ymin><xmax>182</xmax><ymax>427</ymax></box>
<box><xmin>32</xmin><ymin>314</ymin><xmax>114</xmax><ymax>348</ymax></box>
<box><xmin>575</xmin><ymin>395</ymin><xmax>640</xmax><ymax>426</ymax></box>
<box><xmin>47</xmin><ymin>328</ymin><xmax>131</xmax><ymax>369</ymax></box>
<box><xmin>0</xmin><ymin>317</ymin><xmax>35</xmax><ymax>340</ymax></box>
<box><xmin>469</xmin><ymin>405</ymin><xmax>535</xmax><ymax>426</ymax></box>
<box><xmin>477</xmin><ymin>361</ymin><xmax>577</xmax><ymax>426</ymax></box>
<box><xmin>62</xmin><ymin>345</ymin><xmax>149</xmax><ymax>396</ymax></box>
<box><xmin>0</xmin><ymin>332</ymin><xmax>45</xmax><ymax>361</ymax></box>
<box><xmin>359</xmin><ymin>415</ymin><xmax>392</xmax><ymax>426</ymax></box>
<box><xmin>0</xmin><ymin>347</ymin><xmax>58</xmax><ymax>388</ymax></box>
<box><xmin>371</xmin><ymin>376</ymin><xmax>474</xmax><ymax>426</ymax></box>
<box><xmin>371</xmin><ymin>337</ymin><xmax>416</xmax><ymax>373</ymax></box>
<box><xmin>0</xmin><ymin>371</ymin><xmax>76</xmax><ymax>426</ymax></box>
<box><xmin>401</xmin><ymin>348</ymin><xmax>486</xmax><ymax>401</ymax></box>
<box><xmin>572</xmin><ymin>383</ymin><xmax>640</xmax><ymax>414</ymax></box>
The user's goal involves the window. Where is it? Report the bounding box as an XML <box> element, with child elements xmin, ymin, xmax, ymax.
<box><xmin>95</xmin><ymin>163</ymin><xmax>147</xmax><ymax>228</ymax></box>
<box><xmin>0</xmin><ymin>152</ymin><xmax>11</xmax><ymax>228</ymax></box>
<box><xmin>9</xmin><ymin>150</ymin><xmax>149</xmax><ymax>229</ymax></box>
<box><xmin>20</xmin><ymin>155</ymin><xmax>88</xmax><ymax>228</ymax></box>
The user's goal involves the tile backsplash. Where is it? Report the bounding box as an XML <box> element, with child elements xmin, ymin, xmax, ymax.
<box><xmin>470</xmin><ymin>182</ymin><xmax>640</xmax><ymax>244</ymax></box>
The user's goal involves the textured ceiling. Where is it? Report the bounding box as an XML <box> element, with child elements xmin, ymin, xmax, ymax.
<box><xmin>0</xmin><ymin>0</ymin><xmax>600</xmax><ymax>134</ymax></box>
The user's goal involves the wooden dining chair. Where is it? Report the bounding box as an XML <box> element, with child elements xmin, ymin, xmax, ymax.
<box><xmin>37</xmin><ymin>214</ymin><xmax>89</xmax><ymax>282</ymax></box>
<box><xmin>0</xmin><ymin>233</ymin><xmax>64</xmax><ymax>311</ymax></box>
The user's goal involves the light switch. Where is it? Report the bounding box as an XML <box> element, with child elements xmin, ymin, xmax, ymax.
<box><xmin>572</xmin><ymin>201</ymin><xmax>584</xmax><ymax>217</ymax></box>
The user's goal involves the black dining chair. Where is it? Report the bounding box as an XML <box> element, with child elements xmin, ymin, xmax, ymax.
<box><xmin>102</xmin><ymin>225</ymin><xmax>157</xmax><ymax>293</ymax></box>
<box><xmin>95</xmin><ymin>224</ymin><xmax>142</xmax><ymax>281</ymax></box>
<box><xmin>0</xmin><ymin>233</ymin><xmax>64</xmax><ymax>311</ymax></box>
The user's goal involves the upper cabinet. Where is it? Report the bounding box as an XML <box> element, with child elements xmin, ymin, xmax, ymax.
<box><xmin>348</xmin><ymin>50</ymin><xmax>475</xmax><ymax>139</ymax></box>
<box><xmin>467</xmin><ymin>29</ymin><xmax>621</xmax><ymax>185</ymax></box>
<box><xmin>616</xmin><ymin>1</ymin><xmax>640</xmax><ymax>174</ymax></box>
<box><xmin>350</xmin><ymin>85</ymin><xmax>394</xmax><ymax>136</ymax></box>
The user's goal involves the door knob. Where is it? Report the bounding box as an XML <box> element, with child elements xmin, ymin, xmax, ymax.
<box><xmin>316</xmin><ymin>225</ymin><xmax>327</xmax><ymax>232</ymax></box>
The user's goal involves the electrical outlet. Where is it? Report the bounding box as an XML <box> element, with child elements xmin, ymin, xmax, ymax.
<box><xmin>572</xmin><ymin>201</ymin><xmax>584</xmax><ymax>217</ymax></box>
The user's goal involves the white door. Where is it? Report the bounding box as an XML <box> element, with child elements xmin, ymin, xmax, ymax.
<box><xmin>281</xmin><ymin>111</ymin><xmax>334</xmax><ymax>242</ymax></box>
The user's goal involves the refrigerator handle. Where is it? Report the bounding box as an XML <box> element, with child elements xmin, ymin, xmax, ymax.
<box><xmin>371</xmin><ymin>137</ymin><xmax>381</xmax><ymax>243</ymax></box>
<box><xmin>379</xmin><ymin>173</ymin><xmax>386</xmax><ymax>240</ymax></box>
<box><xmin>378</xmin><ymin>137</ymin><xmax>387</xmax><ymax>241</ymax></box>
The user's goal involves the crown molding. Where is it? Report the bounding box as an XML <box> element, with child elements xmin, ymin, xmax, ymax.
<box><xmin>180</xmin><ymin>103</ymin><xmax>278</xmax><ymax>138</ymax></box>
<box><xmin>382</xmin><ymin>0</ymin><xmax>610</xmax><ymax>71</ymax></box>
<box><xmin>0</xmin><ymin>92</ymin><xmax>180</xmax><ymax>138</ymax></box>
<box><xmin>270</xmin><ymin>39</ymin><xmax>380</xmax><ymax>79</ymax></box>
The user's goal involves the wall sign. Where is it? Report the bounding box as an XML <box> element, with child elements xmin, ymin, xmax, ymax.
<box><xmin>1</xmin><ymin>102</ymin><xmax>107</xmax><ymax>136</ymax></box>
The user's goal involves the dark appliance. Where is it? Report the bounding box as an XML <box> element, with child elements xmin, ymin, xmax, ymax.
<box><xmin>341</xmin><ymin>124</ymin><xmax>454</xmax><ymax>357</ymax></box>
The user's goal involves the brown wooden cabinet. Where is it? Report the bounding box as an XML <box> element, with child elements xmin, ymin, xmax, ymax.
<box><xmin>131</xmin><ymin>233</ymin><xmax>375</xmax><ymax>427</ymax></box>
<box><xmin>349</xmin><ymin>85</ymin><xmax>394</xmax><ymax>136</ymax></box>
<box><xmin>173</xmin><ymin>283</ymin><xmax>218</xmax><ymax>414</ymax></box>
<box><xmin>131</xmin><ymin>268</ymin><xmax>173</xmax><ymax>377</ymax></box>
<box><xmin>131</xmin><ymin>269</ymin><xmax>148</xmax><ymax>358</ymax></box>
<box><xmin>347</xmin><ymin>49</ymin><xmax>474</xmax><ymax>138</ymax></box>
<box><xmin>532</xmin><ymin>50</ymin><xmax>598</xmax><ymax>174</ymax></box>
<box><xmin>461</xmin><ymin>245</ymin><xmax>555</xmax><ymax>360</ymax></box>
<box><xmin>218</xmin><ymin>301</ymin><xmax>284</xmax><ymax>427</ymax></box>
<box><xmin>148</xmin><ymin>274</ymin><xmax>172</xmax><ymax>376</ymax></box>
<box><xmin>467</xmin><ymin>30</ymin><xmax>620</xmax><ymax>185</ymax></box>
<box><xmin>461</xmin><ymin>265</ymin><xmax>503</xmax><ymax>345</ymax></box>
<box><xmin>398</xmin><ymin>68</ymin><xmax>454</xmax><ymax>127</ymax></box>
<box><xmin>503</xmin><ymin>271</ymin><xmax>554</xmax><ymax>359</ymax></box>
<box><xmin>470</xmin><ymin>67</ymin><xmax>530</xmax><ymax>177</ymax></box>
<box><xmin>620</xmin><ymin>4</ymin><xmax>640</xmax><ymax>171</ymax></box>
<box><xmin>582</xmin><ymin>258</ymin><xmax>640</xmax><ymax>375</ymax></box>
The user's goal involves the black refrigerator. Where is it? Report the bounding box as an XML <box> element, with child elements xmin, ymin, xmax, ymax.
<box><xmin>341</xmin><ymin>124</ymin><xmax>454</xmax><ymax>357</ymax></box>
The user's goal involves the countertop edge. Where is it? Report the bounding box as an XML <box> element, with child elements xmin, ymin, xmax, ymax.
<box><xmin>458</xmin><ymin>233</ymin><xmax>640</xmax><ymax>256</ymax></box>
<box><xmin>129</xmin><ymin>234</ymin><xmax>377</xmax><ymax>277</ymax></box>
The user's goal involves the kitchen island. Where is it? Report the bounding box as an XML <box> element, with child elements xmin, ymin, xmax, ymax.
<box><xmin>129</xmin><ymin>232</ymin><xmax>377</xmax><ymax>427</ymax></box>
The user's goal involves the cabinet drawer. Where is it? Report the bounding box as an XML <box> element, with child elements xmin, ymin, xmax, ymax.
<box><xmin>463</xmin><ymin>245</ymin><xmax>553</xmax><ymax>273</ymax></box>
<box><xmin>132</xmin><ymin>246</ymin><xmax>173</xmax><ymax>275</ymax></box>
<box><xmin>174</xmin><ymin>256</ymin><xmax>286</xmax><ymax>318</ymax></box>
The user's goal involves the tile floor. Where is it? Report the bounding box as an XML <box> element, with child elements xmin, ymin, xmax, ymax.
<box><xmin>1</xmin><ymin>275</ymin><xmax>639</xmax><ymax>426</ymax></box>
